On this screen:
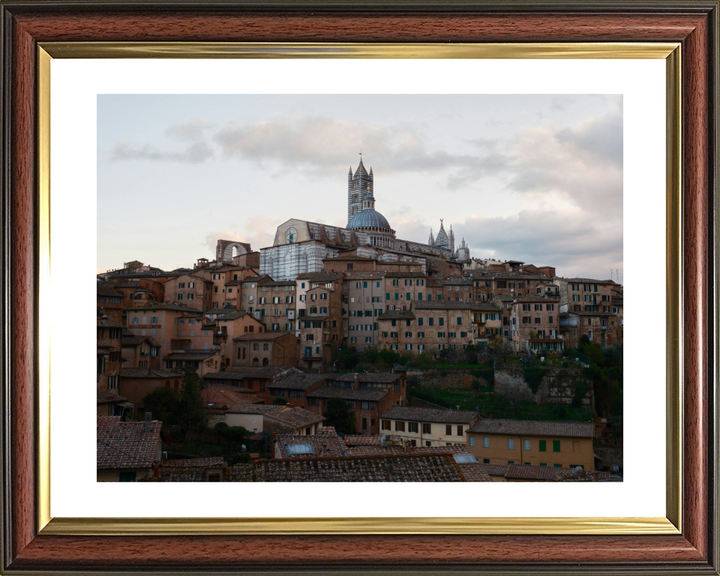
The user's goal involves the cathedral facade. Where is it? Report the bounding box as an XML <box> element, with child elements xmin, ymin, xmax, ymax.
<box><xmin>260</xmin><ymin>159</ymin><xmax>470</xmax><ymax>280</ymax></box>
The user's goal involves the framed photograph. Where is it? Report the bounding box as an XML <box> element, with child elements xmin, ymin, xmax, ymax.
<box><xmin>1</xmin><ymin>1</ymin><xmax>718</xmax><ymax>574</ymax></box>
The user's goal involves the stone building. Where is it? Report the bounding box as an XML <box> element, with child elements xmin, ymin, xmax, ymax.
<box><xmin>379</xmin><ymin>406</ymin><xmax>479</xmax><ymax>447</ymax></box>
<box><xmin>255</xmin><ymin>280</ymin><xmax>297</xmax><ymax>331</ymax></box>
<box><xmin>466</xmin><ymin>419</ymin><xmax>596</xmax><ymax>470</ymax></box>
<box><xmin>377</xmin><ymin>301</ymin><xmax>477</xmax><ymax>354</ymax></box>
<box><xmin>163</xmin><ymin>273</ymin><xmax>213</xmax><ymax>311</ymax></box>
<box><xmin>510</xmin><ymin>294</ymin><xmax>564</xmax><ymax>353</ymax></box>
<box><xmin>97</xmin><ymin>317</ymin><xmax>124</xmax><ymax>392</ymax></box>
<box><xmin>343</xmin><ymin>271</ymin><xmax>385</xmax><ymax>350</ymax></box>
<box><xmin>259</xmin><ymin>160</ymin><xmax>469</xmax><ymax>280</ymax></box>
<box><xmin>232</xmin><ymin>332</ymin><xmax>298</xmax><ymax>368</ymax></box>
<box><xmin>297</xmin><ymin>272</ymin><xmax>344</xmax><ymax>369</ymax></box>
<box><xmin>304</xmin><ymin>373</ymin><xmax>404</xmax><ymax>435</ymax></box>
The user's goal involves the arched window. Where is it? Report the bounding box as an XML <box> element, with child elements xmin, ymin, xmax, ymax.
<box><xmin>252</xmin><ymin>358</ymin><xmax>259</xmax><ymax>367</ymax></box>
<box><xmin>262</xmin><ymin>358</ymin><xmax>269</xmax><ymax>366</ymax></box>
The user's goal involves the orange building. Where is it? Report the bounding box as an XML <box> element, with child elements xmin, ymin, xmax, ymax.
<box><xmin>466</xmin><ymin>419</ymin><xmax>596</xmax><ymax>471</ymax></box>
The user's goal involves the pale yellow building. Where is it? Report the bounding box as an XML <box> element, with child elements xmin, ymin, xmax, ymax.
<box><xmin>379</xmin><ymin>406</ymin><xmax>479</xmax><ymax>447</ymax></box>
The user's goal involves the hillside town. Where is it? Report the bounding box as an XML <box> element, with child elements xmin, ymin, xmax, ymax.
<box><xmin>97</xmin><ymin>160</ymin><xmax>623</xmax><ymax>482</ymax></box>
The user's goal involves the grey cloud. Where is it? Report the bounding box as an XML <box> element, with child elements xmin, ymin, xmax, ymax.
<box><xmin>556</xmin><ymin>111</ymin><xmax>622</xmax><ymax>166</ymax></box>
<box><xmin>111</xmin><ymin>118</ymin><xmax>216</xmax><ymax>164</ymax></box>
<box><xmin>111</xmin><ymin>140</ymin><xmax>215</xmax><ymax>164</ymax></box>
<box><xmin>213</xmin><ymin>115</ymin><xmax>489</xmax><ymax>177</ymax></box>
<box><xmin>458</xmin><ymin>210</ymin><xmax>622</xmax><ymax>278</ymax></box>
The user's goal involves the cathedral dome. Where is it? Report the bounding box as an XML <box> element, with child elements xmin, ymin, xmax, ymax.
<box><xmin>347</xmin><ymin>208</ymin><xmax>392</xmax><ymax>232</ymax></box>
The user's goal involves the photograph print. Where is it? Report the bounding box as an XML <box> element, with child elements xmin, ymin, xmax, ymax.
<box><xmin>96</xmin><ymin>94</ymin><xmax>623</xmax><ymax>483</ymax></box>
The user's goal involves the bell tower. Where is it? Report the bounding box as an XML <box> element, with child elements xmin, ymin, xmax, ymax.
<box><xmin>347</xmin><ymin>156</ymin><xmax>373</xmax><ymax>225</ymax></box>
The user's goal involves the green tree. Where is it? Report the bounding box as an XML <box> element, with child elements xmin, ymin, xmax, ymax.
<box><xmin>218</xmin><ymin>425</ymin><xmax>248</xmax><ymax>452</ymax></box>
<box><xmin>174</xmin><ymin>364</ymin><xmax>209</xmax><ymax>451</ymax></box>
<box><xmin>141</xmin><ymin>386</ymin><xmax>180</xmax><ymax>427</ymax></box>
<box><xmin>323</xmin><ymin>397</ymin><xmax>356</xmax><ymax>435</ymax></box>
<box><xmin>336</xmin><ymin>345</ymin><xmax>360</xmax><ymax>370</ymax></box>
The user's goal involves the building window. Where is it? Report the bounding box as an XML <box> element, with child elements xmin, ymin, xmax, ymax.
<box><xmin>381</xmin><ymin>420</ymin><xmax>391</xmax><ymax>430</ymax></box>
<box><xmin>508</xmin><ymin>438</ymin><xmax>515</xmax><ymax>449</ymax></box>
<box><xmin>457</xmin><ymin>425</ymin><xmax>463</xmax><ymax>436</ymax></box>
<box><xmin>445</xmin><ymin>425</ymin><xmax>452</xmax><ymax>436</ymax></box>
<box><xmin>539</xmin><ymin>440</ymin><xmax>547</xmax><ymax>452</ymax></box>
<box><xmin>553</xmin><ymin>440</ymin><xmax>561</xmax><ymax>452</ymax></box>
<box><xmin>395</xmin><ymin>421</ymin><xmax>405</xmax><ymax>432</ymax></box>
<box><xmin>408</xmin><ymin>422</ymin><xmax>419</xmax><ymax>433</ymax></box>
<box><xmin>469</xmin><ymin>436</ymin><xmax>475</xmax><ymax>447</ymax></box>
<box><xmin>524</xmin><ymin>439</ymin><xmax>531</xmax><ymax>451</ymax></box>
<box><xmin>422</xmin><ymin>423</ymin><xmax>431</xmax><ymax>434</ymax></box>
<box><xmin>483</xmin><ymin>437</ymin><xmax>490</xmax><ymax>448</ymax></box>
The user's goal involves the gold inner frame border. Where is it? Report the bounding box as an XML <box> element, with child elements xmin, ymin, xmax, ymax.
<box><xmin>36</xmin><ymin>41</ymin><xmax>682</xmax><ymax>536</ymax></box>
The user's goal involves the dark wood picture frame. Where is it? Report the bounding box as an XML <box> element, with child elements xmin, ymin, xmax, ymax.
<box><xmin>1</xmin><ymin>1</ymin><xmax>718</xmax><ymax>573</ymax></box>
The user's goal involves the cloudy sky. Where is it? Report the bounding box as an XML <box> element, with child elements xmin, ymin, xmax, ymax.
<box><xmin>98</xmin><ymin>94</ymin><xmax>622</xmax><ymax>280</ymax></box>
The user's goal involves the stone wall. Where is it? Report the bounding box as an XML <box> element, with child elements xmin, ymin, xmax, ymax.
<box><xmin>494</xmin><ymin>365</ymin><xmax>592</xmax><ymax>407</ymax></box>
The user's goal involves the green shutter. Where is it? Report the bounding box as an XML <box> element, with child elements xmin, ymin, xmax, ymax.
<box><xmin>418</xmin><ymin>292</ymin><xmax>423</xmax><ymax>300</ymax></box>
<box><xmin>386</xmin><ymin>293</ymin><xmax>390</xmax><ymax>301</ymax></box>
<box><xmin>539</xmin><ymin>440</ymin><xmax>547</xmax><ymax>452</ymax></box>
<box><xmin>406</xmin><ymin>292</ymin><xmax>411</xmax><ymax>300</ymax></box>
<box><xmin>553</xmin><ymin>440</ymin><xmax>561</xmax><ymax>452</ymax></box>
<box><xmin>395</xmin><ymin>293</ymin><xmax>399</xmax><ymax>300</ymax></box>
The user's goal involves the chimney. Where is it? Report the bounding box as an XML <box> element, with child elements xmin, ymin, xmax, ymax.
<box><xmin>144</xmin><ymin>412</ymin><xmax>152</xmax><ymax>434</ymax></box>
<box><xmin>354</xmin><ymin>373</ymin><xmax>360</xmax><ymax>390</ymax></box>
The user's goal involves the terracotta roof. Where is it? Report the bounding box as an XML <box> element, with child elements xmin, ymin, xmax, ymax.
<box><xmin>124</xmin><ymin>303</ymin><xmax>203</xmax><ymax>313</ymax></box>
<box><xmin>296</xmin><ymin>272</ymin><xmax>344</xmax><ymax>281</ymax></box>
<box><xmin>120</xmin><ymin>368</ymin><xmax>176</xmax><ymax>379</ymax></box>
<box><xmin>470</xmin><ymin>303</ymin><xmax>503</xmax><ymax>312</ymax></box>
<box><xmin>502</xmin><ymin>463</ymin><xmax>565</xmax><ymax>481</ymax></box>
<box><xmin>333</xmin><ymin>372</ymin><xmax>404</xmax><ymax>384</ymax></box>
<box><xmin>457</xmin><ymin>464</ymin><xmax>493</xmax><ymax>482</ymax></box>
<box><xmin>561</xmin><ymin>277</ymin><xmax>615</xmax><ymax>284</ymax></box>
<box><xmin>235</xmin><ymin>405</ymin><xmax>325</xmax><ymax>428</ymax></box>
<box><xmin>377</xmin><ymin>310</ymin><xmax>416</xmax><ymax>320</ymax></box>
<box><xmin>97</xmin><ymin>318</ymin><xmax>125</xmax><ymax>328</ymax></box>
<box><xmin>343</xmin><ymin>434</ymin><xmax>393</xmax><ymax>446</ymax></box>
<box><xmin>204</xmin><ymin>366</ymin><xmax>296</xmax><ymax>380</ymax></box>
<box><xmin>163</xmin><ymin>457</ymin><xmax>227</xmax><ymax>468</ymax></box>
<box><xmin>468</xmin><ymin>419</ymin><xmax>595</xmax><ymax>438</ymax></box>
<box><xmin>97</xmin><ymin>416</ymin><xmax>161</xmax><ymax>470</ymax></box>
<box><xmin>261</xmin><ymin>280</ymin><xmax>297</xmax><ymax>288</ymax></box>
<box><xmin>253</xmin><ymin>454</ymin><xmax>476</xmax><ymax>482</ymax></box>
<box><xmin>97</xmin><ymin>390</ymin><xmax>128</xmax><ymax>404</ymax></box>
<box><xmin>343</xmin><ymin>272</ymin><xmax>384</xmax><ymax>280</ymax></box>
<box><xmin>473</xmin><ymin>464</ymin><xmax>510</xmax><ymax>477</ymax></box>
<box><xmin>232</xmin><ymin>331</ymin><xmax>293</xmax><ymax>341</ymax></box>
<box><xmin>380</xmin><ymin>406</ymin><xmax>479</xmax><ymax>424</ymax></box>
<box><xmin>515</xmin><ymin>295</ymin><xmax>560</xmax><ymax>303</ymax></box>
<box><xmin>275</xmin><ymin>429</ymin><xmax>347</xmax><ymax>459</ymax></box>
<box><xmin>216</xmin><ymin>310</ymin><xmax>247</xmax><ymax>321</ymax></box>
<box><xmin>202</xmin><ymin>386</ymin><xmax>260</xmax><ymax>409</ymax></box>
<box><xmin>307</xmin><ymin>386</ymin><xmax>388</xmax><ymax>401</ymax></box>
<box><xmin>121</xmin><ymin>335</ymin><xmax>160</xmax><ymax>347</ymax></box>
<box><xmin>564</xmin><ymin>311</ymin><xmax>616</xmax><ymax>317</ymax></box>
<box><xmin>383</xmin><ymin>272</ymin><xmax>428</xmax><ymax>278</ymax></box>
<box><xmin>163</xmin><ymin>351</ymin><xmax>218</xmax><ymax>361</ymax></box>
<box><xmin>268</xmin><ymin>373</ymin><xmax>329</xmax><ymax>390</ymax></box>
<box><xmin>413</xmin><ymin>301</ymin><xmax>475</xmax><ymax>310</ymax></box>
<box><xmin>97</xmin><ymin>286</ymin><xmax>124</xmax><ymax>297</ymax></box>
